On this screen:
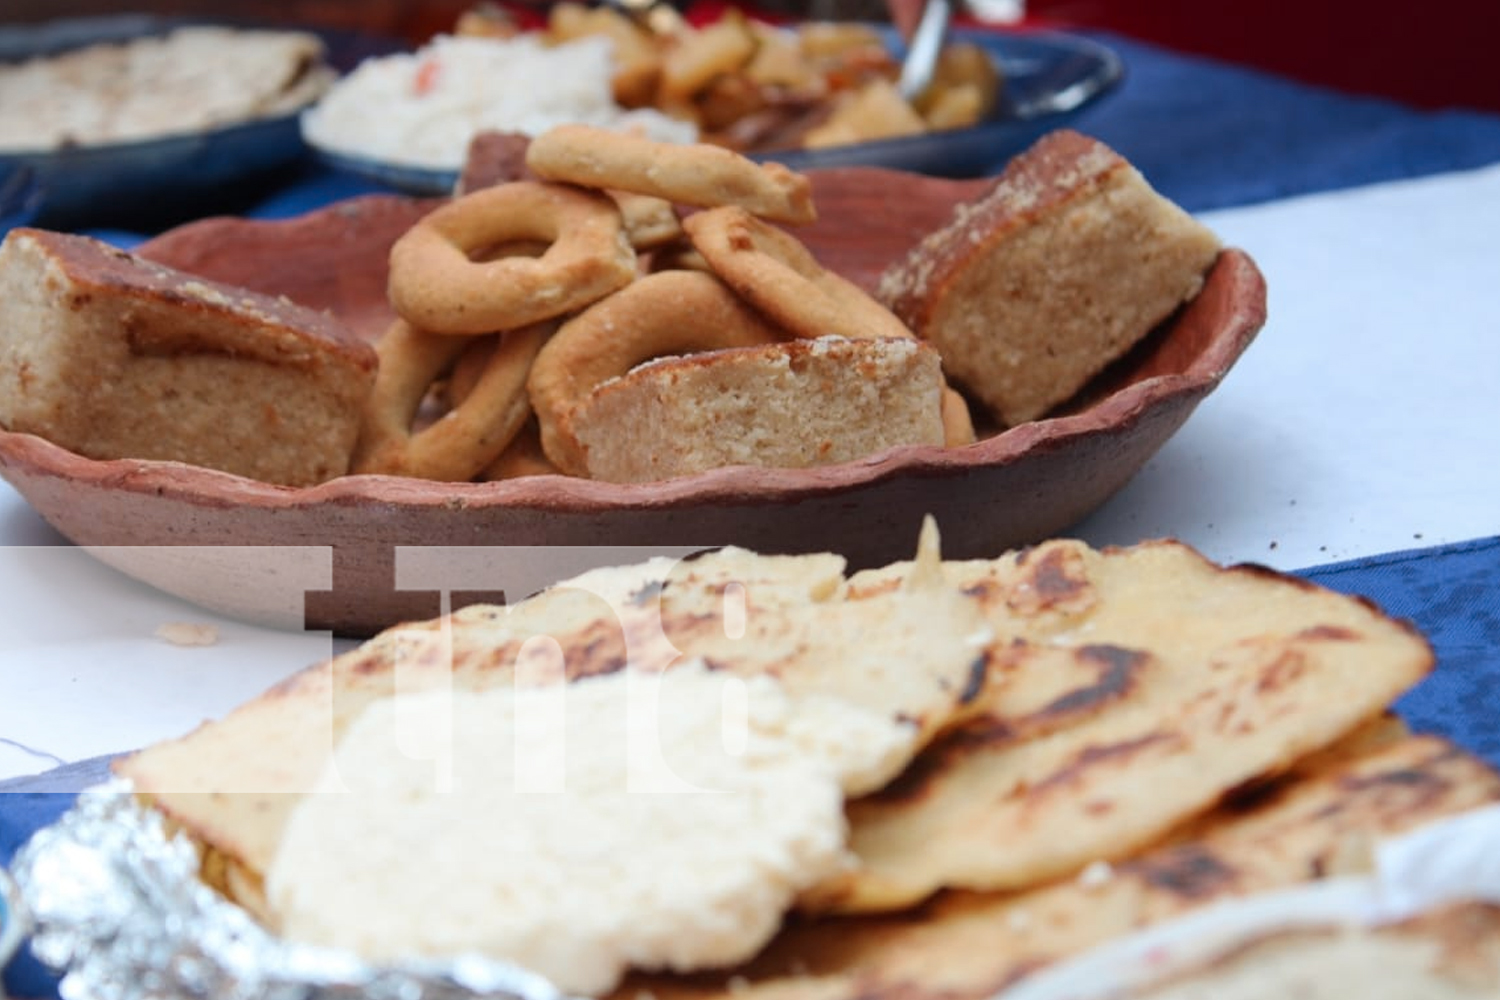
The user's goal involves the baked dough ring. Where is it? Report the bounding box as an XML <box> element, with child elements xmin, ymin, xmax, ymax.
<box><xmin>610</xmin><ymin>190</ymin><xmax>683</xmax><ymax>250</ymax></box>
<box><xmin>940</xmin><ymin>389</ymin><xmax>976</xmax><ymax>446</ymax></box>
<box><xmin>445</xmin><ymin>345</ymin><xmax>561</xmax><ymax>481</ymax></box>
<box><xmin>647</xmin><ymin>237</ymin><xmax>712</xmax><ymax>274</ymax></box>
<box><xmin>352</xmin><ymin>319</ymin><xmax>549</xmax><ymax>481</ymax></box>
<box><xmin>684</xmin><ymin>206</ymin><xmax>975</xmax><ymax>446</ymax></box>
<box><xmin>447</xmin><ymin>353</ymin><xmax>561</xmax><ymax>481</ymax></box>
<box><xmin>526</xmin><ymin>124</ymin><xmax>817</xmax><ymax>225</ymax></box>
<box><xmin>387</xmin><ymin>181</ymin><xmax>637</xmax><ymax>335</ymax></box>
<box><xmin>683</xmin><ymin>205</ymin><xmax>912</xmax><ymax>342</ymax></box>
<box><xmin>480</xmin><ymin>418</ymin><xmax>561</xmax><ymax>481</ymax></box>
<box><xmin>527</xmin><ymin>269</ymin><xmax>787</xmax><ymax>475</ymax></box>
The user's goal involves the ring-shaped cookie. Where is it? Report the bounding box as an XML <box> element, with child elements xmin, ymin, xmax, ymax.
<box><xmin>683</xmin><ymin>205</ymin><xmax>913</xmax><ymax>343</ymax></box>
<box><xmin>352</xmin><ymin>319</ymin><xmax>550</xmax><ymax>481</ymax></box>
<box><xmin>940</xmin><ymin>389</ymin><xmax>976</xmax><ymax>446</ymax></box>
<box><xmin>526</xmin><ymin>124</ymin><xmax>817</xmax><ymax>225</ymax></box>
<box><xmin>387</xmin><ymin>180</ymin><xmax>637</xmax><ymax>335</ymax></box>
<box><xmin>609</xmin><ymin>190</ymin><xmax>683</xmax><ymax>250</ymax></box>
<box><xmin>479</xmin><ymin>418</ymin><xmax>560</xmax><ymax>481</ymax></box>
<box><xmin>527</xmin><ymin>269</ymin><xmax>787</xmax><ymax>476</ymax></box>
<box><xmin>447</xmin><ymin>349</ymin><xmax>562</xmax><ymax>481</ymax></box>
<box><xmin>684</xmin><ymin>205</ymin><xmax>976</xmax><ymax>446</ymax></box>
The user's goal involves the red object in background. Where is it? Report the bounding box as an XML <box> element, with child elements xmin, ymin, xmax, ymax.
<box><xmin>1024</xmin><ymin>0</ymin><xmax>1500</xmax><ymax>113</ymax></box>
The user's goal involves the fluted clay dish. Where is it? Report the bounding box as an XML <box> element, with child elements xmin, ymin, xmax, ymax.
<box><xmin>0</xmin><ymin>169</ymin><xmax>1266</xmax><ymax>637</ymax></box>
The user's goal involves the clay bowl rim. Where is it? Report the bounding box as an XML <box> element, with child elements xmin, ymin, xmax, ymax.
<box><xmin>0</xmin><ymin>246</ymin><xmax>1265</xmax><ymax>517</ymax></box>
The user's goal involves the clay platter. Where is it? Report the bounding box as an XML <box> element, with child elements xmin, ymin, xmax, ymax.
<box><xmin>0</xmin><ymin>167</ymin><xmax>1266</xmax><ymax>637</ymax></box>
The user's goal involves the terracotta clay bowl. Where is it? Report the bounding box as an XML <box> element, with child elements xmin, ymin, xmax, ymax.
<box><xmin>0</xmin><ymin>169</ymin><xmax>1266</xmax><ymax>637</ymax></box>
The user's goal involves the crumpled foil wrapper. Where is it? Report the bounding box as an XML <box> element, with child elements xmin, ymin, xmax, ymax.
<box><xmin>10</xmin><ymin>782</ymin><xmax>573</xmax><ymax>1000</ymax></box>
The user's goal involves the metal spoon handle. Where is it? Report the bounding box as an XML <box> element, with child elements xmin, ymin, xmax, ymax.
<box><xmin>897</xmin><ymin>0</ymin><xmax>953</xmax><ymax>102</ymax></box>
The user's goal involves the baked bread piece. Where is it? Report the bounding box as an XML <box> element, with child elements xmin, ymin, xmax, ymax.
<box><xmin>113</xmin><ymin>525</ymin><xmax>1494</xmax><ymax>998</ymax></box>
<box><xmin>613</xmin><ymin>733</ymin><xmax>1500</xmax><ymax>1000</ymax></box>
<box><xmin>1095</xmin><ymin>902</ymin><xmax>1500</xmax><ymax>1000</ymax></box>
<box><xmin>877</xmin><ymin>129</ymin><xmax>1222</xmax><ymax>427</ymax></box>
<box><xmin>806</xmin><ymin>538</ymin><xmax>1436</xmax><ymax>912</ymax></box>
<box><xmin>0</xmin><ymin>228</ymin><xmax>376</xmax><ymax>486</ymax></box>
<box><xmin>571</xmin><ymin>336</ymin><xmax>947</xmax><ymax>483</ymax></box>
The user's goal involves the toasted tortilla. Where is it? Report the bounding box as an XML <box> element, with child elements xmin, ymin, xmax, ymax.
<box><xmin>118</xmin><ymin>520</ymin><xmax>993</xmax><ymax>886</ymax></box>
<box><xmin>117</xmin><ymin>531</ymin><xmax>1471</xmax><ymax>999</ymax></box>
<box><xmin>803</xmin><ymin>539</ymin><xmax>1436</xmax><ymax>912</ymax></box>
<box><xmin>0</xmin><ymin>26</ymin><xmax>332</xmax><ymax>152</ymax></box>
<box><xmin>1019</xmin><ymin>902</ymin><xmax>1500</xmax><ymax>1000</ymax></box>
<box><xmin>614</xmin><ymin>734</ymin><xmax>1500</xmax><ymax>1000</ymax></box>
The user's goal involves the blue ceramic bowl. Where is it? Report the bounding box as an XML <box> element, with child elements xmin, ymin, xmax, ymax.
<box><xmin>0</xmin><ymin>163</ymin><xmax>41</xmax><ymax>243</ymax></box>
<box><xmin>0</xmin><ymin>15</ymin><xmax>402</xmax><ymax>228</ymax></box>
<box><xmin>310</xmin><ymin>25</ymin><xmax>1124</xmax><ymax>194</ymax></box>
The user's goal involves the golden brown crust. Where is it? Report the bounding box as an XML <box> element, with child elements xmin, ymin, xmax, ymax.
<box><xmin>114</xmin><ymin>529</ymin><xmax>1483</xmax><ymax>998</ymax></box>
<box><xmin>876</xmin><ymin>130</ymin><xmax>1124</xmax><ymax>333</ymax></box>
<box><xmin>456</xmin><ymin>134</ymin><xmax>684</xmax><ymax>252</ymax></box>
<box><xmin>875</xmin><ymin>130</ymin><xmax>1222</xmax><ymax>428</ymax></box>
<box><xmin>608</xmin><ymin>190</ymin><xmax>684</xmax><ymax>250</ymax></box>
<box><xmin>387</xmin><ymin>180</ymin><xmax>637</xmax><ymax>335</ymax></box>
<box><xmin>1113</xmin><ymin>902</ymin><xmax>1500</xmax><ymax>998</ymax></box>
<box><xmin>351</xmin><ymin>319</ymin><xmax>547</xmax><ymax>482</ymax></box>
<box><xmin>572</xmin><ymin>336</ymin><xmax>948</xmax><ymax>483</ymax></box>
<box><xmin>11</xmin><ymin>227</ymin><xmax>374</xmax><ymax>371</ymax></box>
<box><xmin>0</xmin><ymin>227</ymin><xmax>375</xmax><ymax>486</ymax></box>
<box><xmin>807</xmin><ymin>537</ymin><xmax>1437</xmax><ymax>912</ymax></box>
<box><xmin>477</xmin><ymin>416</ymin><xmax>560</xmax><ymax>480</ymax></box>
<box><xmin>685</xmin><ymin>205</ymin><xmax>913</xmax><ymax>343</ymax></box>
<box><xmin>526</xmin><ymin>269</ymin><xmax>787</xmax><ymax>475</ymax></box>
<box><xmin>940</xmin><ymin>389</ymin><xmax>976</xmax><ymax>445</ymax></box>
<box><xmin>526</xmin><ymin>124</ymin><xmax>817</xmax><ymax>225</ymax></box>
<box><xmin>611</xmin><ymin>734</ymin><xmax>1500</xmax><ymax>1000</ymax></box>
<box><xmin>684</xmin><ymin>206</ymin><xmax>974</xmax><ymax>446</ymax></box>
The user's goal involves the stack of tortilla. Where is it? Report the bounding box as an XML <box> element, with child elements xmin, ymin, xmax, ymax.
<box><xmin>0</xmin><ymin>26</ymin><xmax>333</xmax><ymax>152</ymax></box>
<box><xmin>116</xmin><ymin>519</ymin><xmax>1500</xmax><ymax>997</ymax></box>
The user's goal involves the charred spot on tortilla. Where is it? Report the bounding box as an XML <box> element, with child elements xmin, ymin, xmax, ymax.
<box><xmin>1005</xmin><ymin>542</ymin><xmax>1097</xmax><ymax>617</ymax></box>
<box><xmin>1036</xmin><ymin>644</ymin><xmax>1147</xmax><ymax>717</ymax></box>
<box><xmin>1123</xmin><ymin>843</ymin><xmax>1241</xmax><ymax>900</ymax></box>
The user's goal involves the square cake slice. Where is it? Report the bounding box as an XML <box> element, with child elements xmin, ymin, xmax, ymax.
<box><xmin>572</xmin><ymin>336</ymin><xmax>946</xmax><ymax>483</ymax></box>
<box><xmin>0</xmin><ymin>228</ymin><xmax>376</xmax><ymax>486</ymax></box>
<box><xmin>877</xmin><ymin>130</ymin><xmax>1222</xmax><ymax>427</ymax></box>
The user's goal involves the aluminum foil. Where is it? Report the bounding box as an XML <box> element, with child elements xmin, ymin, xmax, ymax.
<box><xmin>19</xmin><ymin>782</ymin><xmax>1500</xmax><ymax>1000</ymax></box>
<box><xmin>9</xmin><ymin>782</ymin><xmax>573</xmax><ymax>1000</ymax></box>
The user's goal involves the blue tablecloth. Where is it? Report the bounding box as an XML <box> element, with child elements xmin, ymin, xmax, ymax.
<box><xmin>15</xmin><ymin>30</ymin><xmax>1483</xmax><ymax>248</ymax></box>
<box><xmin>4</xmin><ymin>27</ymin><xmax>1500</xmax><ymax>999</ymax></box>
<box><xmin>1074</xmin><ymin>33</ymin><xmax>1500</xmax><ymax>213</ymax></box>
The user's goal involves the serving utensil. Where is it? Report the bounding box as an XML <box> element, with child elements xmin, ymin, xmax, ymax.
<box><xmin>897</xmin><ymin>0</ymin><xmax>954</xmax><ymax>102</ymax></box>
